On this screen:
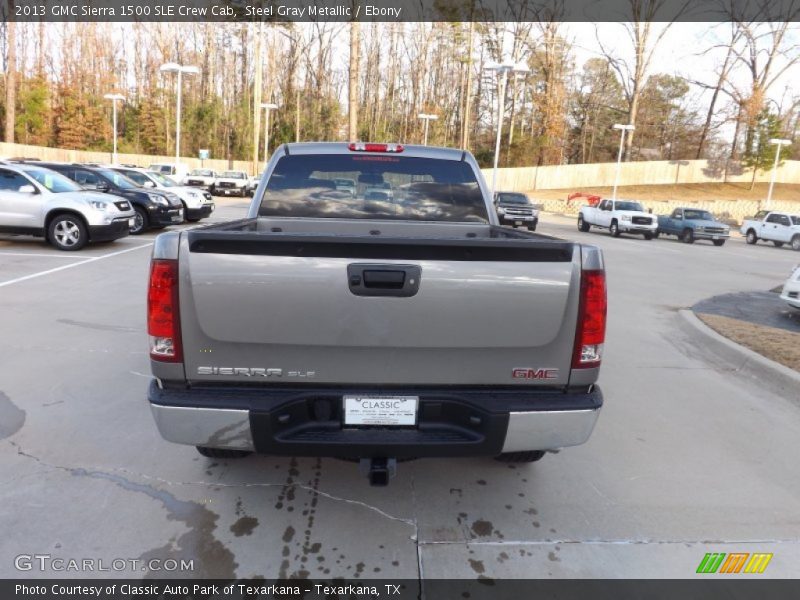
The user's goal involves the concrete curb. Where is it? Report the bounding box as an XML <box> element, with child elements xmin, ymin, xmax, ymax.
<box><xmin>678</xmin><ymin>309</ymin><xmax>800</xmax><ymax>397</ymax></box>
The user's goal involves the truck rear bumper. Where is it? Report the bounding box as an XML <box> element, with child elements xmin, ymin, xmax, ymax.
<box><xmin>148</xmin><ymin>381</ymin><xmax>602</xmax><ymax>457</ymax></box>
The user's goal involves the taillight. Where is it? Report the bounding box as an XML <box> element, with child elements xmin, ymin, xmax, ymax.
<box><xmin>572</xmin><ymin>269</ymin><xmax>606</xmax><ymax>369</ymax></box>
<box><xmin>348</xmin><ymin>143</ymin><xmax>404</xmax><ymax>153</ymax></box>
<box><xmin>147</xmin><ymin>259</ymin><xmax>182</xmax><ymax>362</ymax></box>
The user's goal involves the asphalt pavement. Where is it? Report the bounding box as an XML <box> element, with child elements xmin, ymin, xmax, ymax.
<box><xmin>1</xmin><ymin>204</ymin><xmax>799</xmax><ymax>580</ymax></box>
<box><xmin>694</xmin><ymin>290</ymin><xmax>800</xmax><ymax>333</ymax></box>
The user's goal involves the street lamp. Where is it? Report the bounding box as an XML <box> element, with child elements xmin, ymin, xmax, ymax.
<box><xmin>766</xmin><ymin>138</ymin><xmax>791</xmax><ymax>208</ymax></box>
<box><xmin>417</xmin><ymin>113</ymin><xmax>438</xmax><ymax>145</ymax></box>
<box><xmin>612</xmin><ymin>124</ymin><xmax>635</xmax><ymax>200</ymax></box>
<box><xmin>484</xmin><ymin>62</ymin><xmax>529</xmax><ymax>196</ymax></box>
<box><xmin>159</xmin><ymin>63</ymin><xmax>200</xmax><ymax>163</ymax></box>
<box><xmin>261</xmin><ymin>103</ymin><xmax>279</xmax><ymax>165</ymax></box>
<box><xmin>103</xmin><ymin>93</ymin><xmax>125</xmax><ymax>164</ymax></box>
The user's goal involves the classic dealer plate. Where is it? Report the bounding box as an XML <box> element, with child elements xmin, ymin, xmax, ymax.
<box><xmin>343</xmin><ymin>396</ymin><xmax>418</xmax><ymax>426</ymax></box>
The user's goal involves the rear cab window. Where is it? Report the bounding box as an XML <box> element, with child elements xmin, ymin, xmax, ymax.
<box><xmin>258</xmin><ymin>154</ymin><xmax>488</xmax><ymax>222</ymax></box>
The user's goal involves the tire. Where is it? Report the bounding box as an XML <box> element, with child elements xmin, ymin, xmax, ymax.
<box><xmin>48</xmin><ymin>214</ymin><xmax>88</xmax><ymax>251</ymax></box>
<box><xmin>773</xmin><ymin>241</ymin><xmax>784</xmax><ymax>248</ymax></box>
<box><xmin>745</xmin><ymin>229</ymin><xmax>758</xmax><ymax>244</ymax></box>
<box><xmin>130</xmin><ymin>206</ymin><xmax>148</xmax><ymax>235</ymax></box>
<box><xmin>528</xmin><ymin>222</ymin><xmax>537</xmax><ymax>232</ymax></box>
<box><xmin>643</xmin><ymin>232</ymin><xmax>653</xmax><ymax>240</ymax></box>
<box><xmin>610</xmin><ymin>220</ymin><xmax>620</xmax><ymax>237</ymax></box>
<box><xmin>209</xmin><ymin>186</ymin><xmax>216</xmax><ymax>196</ymax></box>
<box><xmin>495</xmin><ymin>451</ymin><xmax>546</xmax><ymax>463</ymax></box>
<box><xmin>577</xmin><ymin>214</ymin><xmax>590</xmax><ymax>232</ymax></box>
<box><xmin>681</xmin><ymin>229</ymin><xmax>694</xmax><ymax>244</ymax></box>
<box><xmin>653</xmin><ymin>230</ymin><xmax>660</xmax><ymax>239</ymax></box>
<box><xmin>713</xmin><ymin>239</ymin><xmax>726</xmax><ymax>247</ymax></box>
<box><xmin>196</xmin><ymin>446</ymin><xmax>253</xmax><ymax>459</ymax></box>
<box><xmin>792</xmin><ymin>235</ymin><xmax>800</xmax><ymax>252</ymax></box>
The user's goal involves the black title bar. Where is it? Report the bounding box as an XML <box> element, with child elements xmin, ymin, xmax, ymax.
<box><xmin>3</xmin><ymin>0</ymin><xmax>800</xmax><ymax>22</ymax></box>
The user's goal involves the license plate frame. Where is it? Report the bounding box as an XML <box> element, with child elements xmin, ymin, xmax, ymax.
<box><xmin>343</xmin><ymin>396</ymin><xmax>418</xmax><ymax>427</ymax></box>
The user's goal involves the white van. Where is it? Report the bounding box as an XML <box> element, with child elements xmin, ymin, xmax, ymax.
<box><xmin>148</xmin><ymin>163</ymin><xmax>190</xmax><ymax>185</ymax></box>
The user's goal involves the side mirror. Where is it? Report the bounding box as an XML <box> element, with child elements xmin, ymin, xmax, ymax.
<box><xmin>143</xmin><ymin>181</ymin><xmax>156</xmax><ymax>188</ymax></box>
<box><xmin>675</xmin><ymin>214</ymin><xmax>682</xmax><ymax>220</ymax></box>
<box><xmin>95</xmin><ymin>182</ymin><xmax>110</xmax><ymax>192</ymax></box>
<box><xmin>18</xmin><ymin>184</ymin><xmax>37</xmax><ymax>194</ymax></box>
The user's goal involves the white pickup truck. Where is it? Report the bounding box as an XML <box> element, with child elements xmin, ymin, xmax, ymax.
<box><xmin>740</xmin><ymin>210</ymin><xmax>800</xmax><ymax>251</ymax></box>
<box><xmin>578</xmin><ymin>198</ymin><xmax>657</xmax><ymax>239</ymax></box>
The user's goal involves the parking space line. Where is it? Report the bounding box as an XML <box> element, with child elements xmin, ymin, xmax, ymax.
<box><xmin>0</xmin><ymin>252</ymin><xmax>88</xmax><ymax>259</ymax></box>
<box><xmin>0</xmin><ymin>243</ymin><xmax>153</xmax><ymax>288</ymax></box>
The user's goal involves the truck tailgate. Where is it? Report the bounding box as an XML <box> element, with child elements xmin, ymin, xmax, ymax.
<box><xmin>178</xmin><ymin>230</ymin><xmax>581</xmax><ymax>386</ymax></box>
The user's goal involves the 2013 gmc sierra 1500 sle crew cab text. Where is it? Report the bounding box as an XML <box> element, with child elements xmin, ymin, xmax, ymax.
<box><xmin>146</xmin><ymin>142</ymin><xmax>607</xmax><ymax>485</ymax></box>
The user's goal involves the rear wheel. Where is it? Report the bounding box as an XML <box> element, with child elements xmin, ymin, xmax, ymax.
<box><xmin>196</xmin><ymin>446</ymin><xmax>253</xmax><ymax>459</ymax></box>
<box><xmin>577</xmin><ymin>215</ymin><xmax>590</xmax><ymax>232</ymax></box>
<box><xmin>610</xmin><ymin>220</ymin><xmax>620</xmax><ymax>237</ymax></box>
<box><xmin>745</xmin><ymin>229</ymin><xmax>758</xmax><ymax>244</ymax></box>
<box><xmin>681</xmin><ymin>229</ymin><xmax>694</xmax><ymax>244</ymax></box>
<box><xmin>48</xmin><ymin>214</ymin><xmax>88</xmax><ymax>251</ymax></box>
<box><xmin>792</xmin><ymin>235</ymin><xmax>800</xmax><ymax>251</ymax></box>
<box><xmin>773</xmin><ymin>241</ymin><xmax>784</xmax><ymax>248</ymax></box>
<box><xmin>495</xmin><ymin>451</ymin><xmax>546</xmax><ymax>463</ymax></box>
<box><xmin>130</xmin><ymin>206</ymin><xmax>148</xmax><ymax>235</ymax></box>
<box><xmin>713</xmin><ymin>239</ymin><xmax>726</xmax><ymax>247</ymax></box>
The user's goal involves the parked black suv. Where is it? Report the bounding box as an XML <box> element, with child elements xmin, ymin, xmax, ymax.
<box><xmin>26</xmin><ymin>163</ymin><xmax>184</xmax><ymax>234</ymax></box>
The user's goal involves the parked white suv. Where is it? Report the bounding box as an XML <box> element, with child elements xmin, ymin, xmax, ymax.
<box><xmin>780</xmin><ymin>265</ymin><xmax>800</xmax><ymax>309</ymax></box>
<box><xmin>0</xmin><ymin>163</ymin><xmax>135</xmax><ymax>250</ymax></box>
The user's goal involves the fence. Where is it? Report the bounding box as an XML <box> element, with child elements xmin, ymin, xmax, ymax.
<box><xmin>480</xmin><ymin>158</ymin><xmax>800</xmax><ymax>191</ymax></box>
<box><xmin>2</xmin><ymin>139</ymin><xmax>799</xmax><ymax>220</ymax></box>
<box><xmin>0</xmin><ymin>142</ymin><xmax>251</xmax><ymax>173</ymax></box>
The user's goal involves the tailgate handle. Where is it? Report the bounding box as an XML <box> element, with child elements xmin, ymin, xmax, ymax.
<box><xmin>363</xmin><ymin>270</ymin><xmax>405</xmax><ymax>288</ymax></box>
<box><xmin>348</xmin><ymin>264</ymin><xmax>421</xmax><ymax>297</ymax></box>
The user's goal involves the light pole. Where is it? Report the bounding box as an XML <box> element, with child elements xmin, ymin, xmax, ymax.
<box><xmin>261</xmin><ymin>103</ymin><xmax>278</xmax><ymax>166</ymax></box>
<box><xmin>159</xmin><ymin>63</ymin><xmax>200</xmax><ymax>164</ymax></box>
<box><xmin>612</xmin><ymin>124</ymin><xmax>635</xmax><ymax>200</ymax></box>
<box><xmin>417</xmin><ymin>113</ymin><xmax>438</xmax><ymax>145</ymax></box>
<box><xmin>484</xmin><ymin>62</ymin><xmax>529</xmax><ymax>196</ymax></box>
<box><xmin>103</xmin><ymin>93</ymin><xmax>125</xmax><ymax>164</ymax></box>
<box><xmin>766</xmin><ymin>138</ymin><xmax>791</xmax><ymax>208</ymax></box>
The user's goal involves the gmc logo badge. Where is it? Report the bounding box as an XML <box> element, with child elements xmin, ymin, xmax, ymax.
<box><xmin>512</xmin><ymin>368</ymin><xmax>559</xmax><ymax>380</ymax></box>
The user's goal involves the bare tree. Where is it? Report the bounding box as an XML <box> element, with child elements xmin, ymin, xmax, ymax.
<box><xmin>597</xmin><ymin>0</ymin><xmax>689</xmax><ymax>160</ymax></box>
<box><xmin>348</xmin><ymin>20</ymin><xmax>359</xmax><ymax>141</ymax></box>
<box><xmin>4</xmin><ymin>2</ymin><xmax>16</xmax><ymax>143</ymax></box>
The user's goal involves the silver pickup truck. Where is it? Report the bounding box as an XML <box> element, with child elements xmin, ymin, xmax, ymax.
<box><xmin>146</xmin><ymin>143</ymin><xmax>606</xmax><ymax>485</ymax></box>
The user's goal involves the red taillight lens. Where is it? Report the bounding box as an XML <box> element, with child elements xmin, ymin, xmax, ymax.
<box><xmin>147</xmin><ymin>259</ymin><xmax>182</xmax><ymax>362</ymax></box>
<box><xmin>572</xmin><ymin>269</ymin><xmax>607</xmax><ymax>369</ymax></box>
<box><xmin>348</xmin><ymin>143</ymin><xmax>404</xmax><ymax>153</ymax></box>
